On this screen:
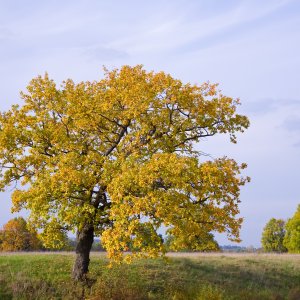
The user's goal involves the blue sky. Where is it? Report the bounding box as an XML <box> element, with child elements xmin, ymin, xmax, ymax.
<box><xmin>0</xmin><ymin>0</ymin><xmax>299</xmax><ymax>247</ymax></box>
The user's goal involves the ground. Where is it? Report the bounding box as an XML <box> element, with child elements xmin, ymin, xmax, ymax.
<box><xmin>0</xmin><ymin>252</ymin><xmax>299</xmax><ymax>299</ymax></box>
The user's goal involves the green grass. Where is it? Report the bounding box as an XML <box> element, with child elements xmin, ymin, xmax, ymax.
<box><xmin>0</xmin><ymin>253</ymin><xmax>299</xmax><ymax>299</ymax></box>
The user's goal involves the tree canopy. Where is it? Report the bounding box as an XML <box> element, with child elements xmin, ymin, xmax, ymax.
<box><xmin>283</xmin><ymin>204</ymin><xmax>300</xmax><ymax>253</ymax></box>
<box><xmin>261</xmin><ymin>218</ymin><xmax>287</xmax><ymax>253</ymax></box>
<box><xmin>0</xmin><ymin>217</ymin><xmax>41</xmax><ymax>251</ymax></box>
<box><xmin>0</xmin><ymin>65</ymin><xmax>249</xmax><ymax>279</ymax></box>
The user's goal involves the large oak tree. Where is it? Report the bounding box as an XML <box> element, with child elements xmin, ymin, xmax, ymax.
<box><xmin>0</xmin><ymin>65</ymin><xmax>249</xmax><ymax>280</ymax></box>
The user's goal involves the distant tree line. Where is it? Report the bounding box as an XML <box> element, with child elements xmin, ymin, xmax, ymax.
<box><xmin>8</xmin><ymin>205</ymin><xmax>300</xmax><ymax>254</ymax></box>
<box><xmin>261</xmin><ymin>204</ymin><xmax>300</xmax><ymax>253</ymax></box>
<box><xmin>1</xmin><ymin>217</ymin><xmax>221</xmax><ymax>252</ymax></box>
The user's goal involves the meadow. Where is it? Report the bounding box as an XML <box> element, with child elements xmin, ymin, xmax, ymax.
<box><xmin>0</xmin><ymin>252</ymin><xmax>299</xmax><ymax>300</ymax></box>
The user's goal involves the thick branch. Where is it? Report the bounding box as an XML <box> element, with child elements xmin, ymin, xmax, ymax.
<box><xmin>104</xmin><ymin>121</ymin><xmax>130</xmax><ymax>156</ymax></box>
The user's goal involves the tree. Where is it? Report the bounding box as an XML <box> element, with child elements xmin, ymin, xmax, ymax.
<box><xmin>0</xmin><ymin>65</ymin><xmax>250</xmax><ymax>280</ymax></box>
<box><xmin>0</xmin><ymin>217</ymin><xmax>41</xmax><ymax>251</ymax></box>
<box><xmin>283</xmin><ymin>204</ymin><xmax>300</xmax><ymax>253</ymax></box>
<box><xmin>261</xmin><ymin>218</ymin><xmax>287</xmax><ymax>252</ymax></box>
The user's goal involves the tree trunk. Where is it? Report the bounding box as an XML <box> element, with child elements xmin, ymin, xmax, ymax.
<box><xmin>72</xmin><ymin>224</ymin><xmax>94</xmax><ymax>281</ymax></box>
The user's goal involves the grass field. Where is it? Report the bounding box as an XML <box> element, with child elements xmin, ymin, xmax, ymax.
<box><xmin>0</xmin><ymin>252</ymin><xmax>299</xmax><ymax>300</ymax></box>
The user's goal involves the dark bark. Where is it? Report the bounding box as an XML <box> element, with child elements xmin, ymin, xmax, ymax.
<box><xmin>72</xmin><ymin>224</ymin><xmax>94</xmax><ymax>281</ymax></box>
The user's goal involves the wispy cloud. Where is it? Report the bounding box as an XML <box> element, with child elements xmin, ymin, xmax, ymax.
<box><xmin>282</xmin><ymin>115</ymin><xmax>300</xmax><ymax>131</ymax></box>
<box><xmin>242</xmin><ymin>98</ymin><xmax>300</xmax><ymax>116</ymax></box>
<box><xmin>83</xmin><ymin>46</ymin><xmax>129</xmax><ymax>61</ymax></box>
<box><xmin>0</xmin><ymin>26</ymin><xmax>14</xmax><ymax>40</ymax></box>
<box><xmin>107</xmin><ymin>0</ymin><xmax>299</xmax><ymax>55</ymax></box>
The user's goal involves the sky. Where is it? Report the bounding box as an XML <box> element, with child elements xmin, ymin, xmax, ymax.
<box><xmin>0</xmin><ymin>0</ymin><xmax>299</xmax><ymax>247</ymax></box>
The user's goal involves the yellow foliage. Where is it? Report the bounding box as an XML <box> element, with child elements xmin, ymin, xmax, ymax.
<box><xmin>0</xmin><ymin>65</ymin><xmax>250</xmax><ymax>261</ymax></box>
<box><xmin>0</xmin><ymin>217</ymin><xmax>41</xmax><ymax>251</ymax></box>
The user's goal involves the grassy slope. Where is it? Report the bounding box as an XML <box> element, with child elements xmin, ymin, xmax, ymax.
<box><xmin>0</xmin><ymin>253</ymin><xmax>299</xmax><ymax>300</ymax></box>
